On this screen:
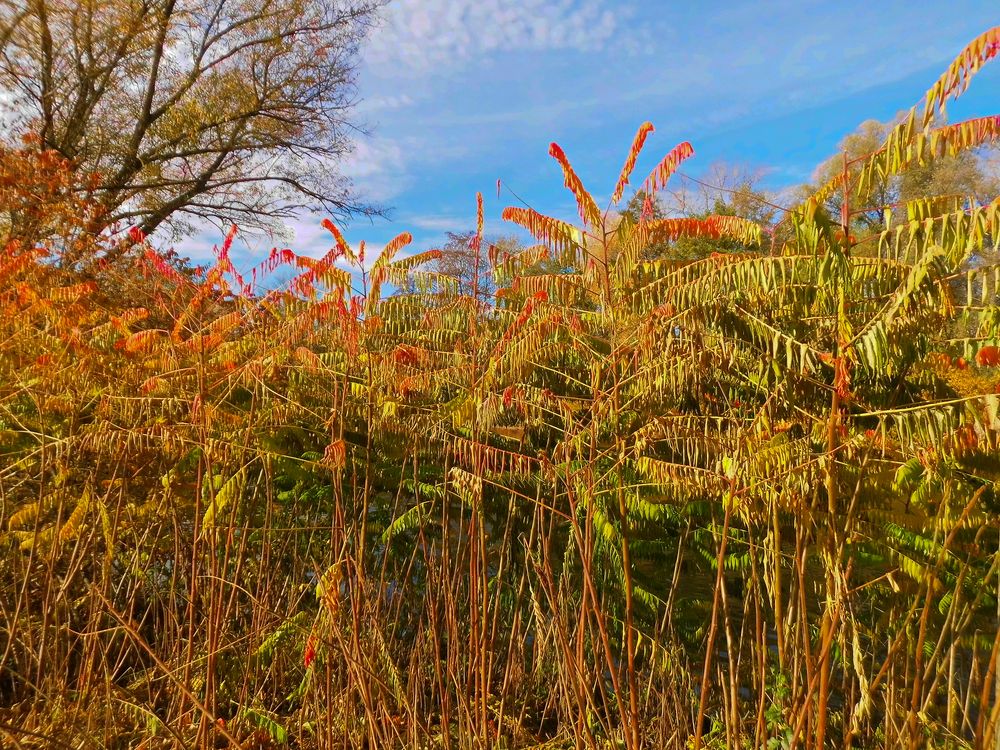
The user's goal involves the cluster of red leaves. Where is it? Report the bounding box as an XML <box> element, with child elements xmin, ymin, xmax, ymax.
<box><xmin>393</xmin><ymin>344</ymin><xmax>420</xmax><ymax>368</ymax></box>
<box><xmin>502</xmin><ymin>385</ymin><xmax>519</xmax><ymax>409</ymax></box>
<box><xmin>976</xmin><ymin>345</ymin><xmax>1000</xmax><ymax>367</ymax></box>
<box><xmin>930</xmin><ymin>347</ymin><xmax>1000</xmax><ymax>371</ymax></box>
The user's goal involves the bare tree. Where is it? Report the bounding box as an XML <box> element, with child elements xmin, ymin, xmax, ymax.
<box><xmin>0</xmin><ymin>0</ymin><xmax>383</xmax><ymax>240</ymax></box>
<box><xmin>433</xmin><ymin>231</ymin><xmax>524</xmax><ymax>302</ymax></box>
<box><xmin>623</xmin><ymin>163</ymin><xmax>781</xmax><ymax>260</ymax></box>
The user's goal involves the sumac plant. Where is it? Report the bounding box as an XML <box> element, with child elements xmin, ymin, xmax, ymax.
<box><xmin>2</xmin><ymin>27</ymin><xmax>1000</xmax><ymax>750</ymax></box>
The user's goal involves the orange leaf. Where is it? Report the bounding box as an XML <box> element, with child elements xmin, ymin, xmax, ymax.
<box><xmin>548</xmin><ymin>143</ymin><xmax>602</xmax><ymax>228</ymax></box>
<box><xmin>611</xmin><ymin>121</ymin><xmax>654</xmax><ymax>205</ymax></box>
<box><xmin>639</xmin><ymin>141</ymin><xmax>694</xmax><ymax>197</ymax></box>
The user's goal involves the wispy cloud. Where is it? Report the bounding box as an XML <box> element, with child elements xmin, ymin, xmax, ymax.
<box><xmin>366</xmin><ymin>0</ymin><xmax>630</xmax><ymax>72</ymax></box>
<box><xmin>356</xmin><ymin>93</ymin><xmax>416</xmax><ymax>114</ymax></box>
<box><xmin>406</xmin><ymin>215</ymin><xmax>470</xmax><ymax>232</ymax></box>
<box><xmin>342</xmin><ymin>138</ymin><xmax>410</xmax><ymax>202</ymax></box>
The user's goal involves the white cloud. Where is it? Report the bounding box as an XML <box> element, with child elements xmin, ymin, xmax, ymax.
<box><xmin>342</xmin><ymin>137</ymin><xmax>410</xmax><ymax>202</ymax></box>
<box><xmin>406</xmin><ymin>215</ymin><xmax>470</xmax><ymax>232</ymax></box>
<box><xmin>342</xmin><ymin>129</ymin><xmax>482</xmax><ymax>210</ymax></box>
<box><xmin>356</xmin><ymin>93</ymin><xmax>416</xmax><ymax>113</ymax></box>
<box><xmin>366</xmin><ymin>0</ymin><xmax>626</xmax><ymax>71</ymax></box>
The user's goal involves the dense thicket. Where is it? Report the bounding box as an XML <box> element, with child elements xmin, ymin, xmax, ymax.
<box><xmin>2</xmin><ymin>28</ymin><xmax>1000</xmax><ymax>750</ymax></box>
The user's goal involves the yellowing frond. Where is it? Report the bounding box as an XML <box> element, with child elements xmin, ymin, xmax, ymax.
<box><xmin>374</xmin><ymin>231</ymin><xmax>414</xmax><ymax>269</ymax></box>
<box><xmin>922</xmin><ymin>26</ymin><xmax>1000</xmax><ymax>126</ymax></box>
<box><xmin>59</xmin><ymin>486</ymin><xmax>92</xmax><ymax>543</ymax></box>
<box><xmin>202</xmin><ymin>469</ymin><xmax>247</xmax><ymax>529</ymax></box>
<box><xmin>501</xmin><ymin>206</ymin><xmax>584</xmax><ymax>261</ymax></box>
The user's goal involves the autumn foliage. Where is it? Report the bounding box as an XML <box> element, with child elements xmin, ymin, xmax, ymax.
<box><xmin>2</xmin><ymin>28</ymin><xmax>1000</xmax><ymax>750</ymax></box>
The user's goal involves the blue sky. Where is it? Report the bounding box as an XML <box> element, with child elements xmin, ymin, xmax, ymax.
<box><xmin>211</xmin><ymin>0</ymin><xmax>999</xmax><ymax>274</ymax></box>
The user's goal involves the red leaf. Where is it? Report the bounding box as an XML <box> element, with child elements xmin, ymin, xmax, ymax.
<box><xmin>304</xmin><ymin>635</ymin><xmax>316</xmax><ymax>668</ymax></box>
